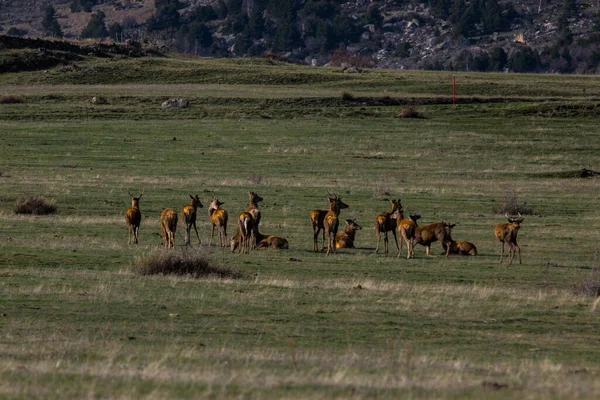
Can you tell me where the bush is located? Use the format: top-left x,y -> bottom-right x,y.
14,195 -> 57,215
340,91 -> 355,101
492,189 -> 534,215
134,251 -> 242,278
0,95 -> 24,104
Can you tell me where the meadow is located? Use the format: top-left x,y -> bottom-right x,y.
1,55 -> 600,399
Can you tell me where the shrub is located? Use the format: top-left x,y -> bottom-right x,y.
134,252 -> 242,278
397,107 -> 425,119
0,95 -> 24,104
341,91 -> 355,101
14,195 -> 57,215
492,188 -> 534,215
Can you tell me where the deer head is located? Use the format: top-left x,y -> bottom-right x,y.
190,194 -> 203,209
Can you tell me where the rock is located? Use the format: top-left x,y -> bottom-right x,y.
161,98 -> 189,109
91,96 -> 108,105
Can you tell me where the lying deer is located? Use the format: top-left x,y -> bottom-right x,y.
335,218 -> 362,249
494,213 -> 523,264
374,198 -> 401,254
180,195 -> 203,246
442,224 -> 478,256
125,190 -> 143,244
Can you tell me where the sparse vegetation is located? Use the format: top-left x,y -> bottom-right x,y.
0,95 -> 24,104
397,106 -> 426,119
134,251 -> 241,278
492,188 -> 534,215
14,195 -> 57,215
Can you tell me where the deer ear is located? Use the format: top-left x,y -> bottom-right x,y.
345,219 -> 352,224
190,195 -> 195,200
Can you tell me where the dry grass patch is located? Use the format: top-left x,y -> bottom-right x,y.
134,251 -> 242,279
0,95 -> 24,104
14,195 -> 57,215
396,106 -> 426,119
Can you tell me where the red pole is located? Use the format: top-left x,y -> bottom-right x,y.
452,75 -> 456,105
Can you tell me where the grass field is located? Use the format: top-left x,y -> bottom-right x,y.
1,54 -> 600,399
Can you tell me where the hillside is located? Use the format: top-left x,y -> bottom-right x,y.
1,0 -> 600,73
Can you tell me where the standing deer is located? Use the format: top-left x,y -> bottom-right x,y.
374,198 -> 401,254
396,212 -> 421,259
180,195 -> 203,246
160,208 -> 178,249
335,218 -> 362,249
324,194 -> 349,255
236,211 -> 254,254
413,221 -> 453,257
442,224 -> 478,256
125,190 -> 143,244
494,213 -> 524,264
246,191 -> 263,249
208,197 -> 228,247
310,208 -> 328,252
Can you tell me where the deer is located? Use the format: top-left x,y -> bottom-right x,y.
395,211 -> 421,259
335,218 -> 362,249
442,224 -> 478,256
413,221 -> 453,257
208,197 -> 228,247
374,198 -> 401,254
324,193 -> 349,255
160,208 -> 178,249
310,208 -> 328,252
125,190 -> 143,244
235,211 -> 254,254
494,213 -> 524,264
257,235 -> 289,249
180,195 -> 203,246
246,191 -> 263,249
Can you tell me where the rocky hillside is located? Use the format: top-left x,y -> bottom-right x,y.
1,0 -> 600,73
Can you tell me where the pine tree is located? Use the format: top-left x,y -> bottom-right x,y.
42,5 -> 63,37
81,10 -> 109,38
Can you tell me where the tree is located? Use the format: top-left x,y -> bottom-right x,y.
80,10 -> 108,38
41,5 -> 63,37
109,22 -> 123,41
489,47 -> 507,71
364,5 -> 383,28
508,47 -> 541,72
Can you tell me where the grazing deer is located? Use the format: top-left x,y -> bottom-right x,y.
324,194 -> 349,255
125,190 -> 143,244
374,198 -> 401,254
396,212 -> 421,259
335,218 -> 362,249
208,197 -> 228,247
180,195 -> 203,246
257,235 -> 289,249
246,191 -> 263,249
494,213 -> 524,264
310,208 -> 328,252
413,221 -> 453,257
160,208 -> 178,249
236,211 -> 254,254
442,224 -> 478,256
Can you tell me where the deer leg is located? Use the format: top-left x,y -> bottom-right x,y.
383,232 -> 389,254
209,224 -> 215,247
499,242 -> 505,264
134,226 -> 139,244
444,240 -> 451,257
222,225 -> 228,247
397,234 -> 403,258
313,226 -> 319,252
192,222 -> 201,245
516,244 -> 522,264
375,228 -> 381,253
426,245 -> 431,257
408,239 -> 414,259
392,230 -> 399,253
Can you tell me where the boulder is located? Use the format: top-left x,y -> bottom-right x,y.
161,98 -> 190,109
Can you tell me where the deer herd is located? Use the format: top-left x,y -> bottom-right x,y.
125,191 -> 525,264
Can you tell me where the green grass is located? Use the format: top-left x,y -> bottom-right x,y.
1,55 -> 600,399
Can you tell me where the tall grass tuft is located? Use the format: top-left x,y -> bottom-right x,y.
134,251 -> 242,279
14,195 -> 57,215
341,91 -> 356,101
397,106 -> 425,119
